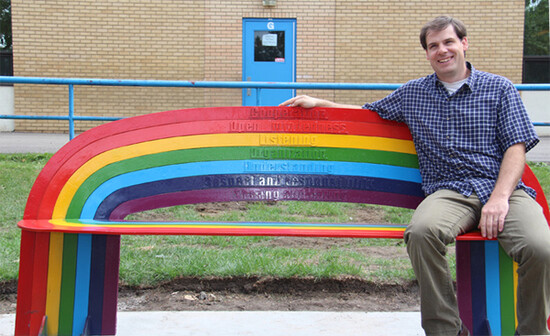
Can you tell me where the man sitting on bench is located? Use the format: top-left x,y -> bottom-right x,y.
281,16 -> 550,336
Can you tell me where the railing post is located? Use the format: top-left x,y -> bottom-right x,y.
69,84 -> 75,139
256,88 -> 261,106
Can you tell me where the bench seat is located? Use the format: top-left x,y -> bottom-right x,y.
19,219 -> 490,240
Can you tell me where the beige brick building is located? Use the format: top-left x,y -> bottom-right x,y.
10,0 -> 525,133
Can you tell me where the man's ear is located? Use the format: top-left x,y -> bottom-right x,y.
462,37 -> 469,52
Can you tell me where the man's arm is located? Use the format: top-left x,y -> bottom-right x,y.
479,142 -> 526,239
279,95 -> 362,109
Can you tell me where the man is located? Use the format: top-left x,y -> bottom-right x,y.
280,16 -> 550,336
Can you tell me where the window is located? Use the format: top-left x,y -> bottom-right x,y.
0,0 -> 12,77
523,0 -> 549,83
0,51 -> 12,76
254,31 -> 285,62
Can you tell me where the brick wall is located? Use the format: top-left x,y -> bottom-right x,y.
11,0 -> 525,133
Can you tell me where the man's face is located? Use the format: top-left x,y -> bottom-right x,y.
425,25 -> 469,82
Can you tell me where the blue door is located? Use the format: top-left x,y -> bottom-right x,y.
243,18 -> 296,106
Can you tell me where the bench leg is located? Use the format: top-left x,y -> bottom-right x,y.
15,230 -> 50,336
15,232 -> 120,336
88,234 -> 120,335
76,234 -> 120,335
456,240 -> 518,336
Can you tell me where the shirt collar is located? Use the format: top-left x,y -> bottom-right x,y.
463,62 -> 476,91
431,62 -> 476,93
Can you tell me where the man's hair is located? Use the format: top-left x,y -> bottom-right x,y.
420,16 -> 467,50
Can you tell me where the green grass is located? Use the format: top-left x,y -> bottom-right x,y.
120,238 -> 368,285
0,154 -> 53,280
1,154 -> 548,287
118,233 -> 415,286
530,161 -> 550,196
120,202 -> 415,286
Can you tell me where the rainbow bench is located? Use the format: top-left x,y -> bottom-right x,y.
15,106 -> 550,336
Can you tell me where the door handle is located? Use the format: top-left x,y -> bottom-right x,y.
247,77 -> 251,96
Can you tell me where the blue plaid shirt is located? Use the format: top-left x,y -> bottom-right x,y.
363,63 -> 539,204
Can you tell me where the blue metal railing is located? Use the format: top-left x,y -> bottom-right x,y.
1,76 -> 549,139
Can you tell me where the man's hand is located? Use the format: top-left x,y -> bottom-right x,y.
279,95 -> 362,109
478,142 -> 526,239
279,95 -> 322,108
479,197 -> 509,239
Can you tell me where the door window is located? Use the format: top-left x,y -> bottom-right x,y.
254,31 -> 285,62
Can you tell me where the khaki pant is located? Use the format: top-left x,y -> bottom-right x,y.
404,189 -> 550,336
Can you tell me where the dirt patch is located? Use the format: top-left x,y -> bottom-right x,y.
0,280 -> 17,314
117,276 -> 419,313
0,274 -> 420,315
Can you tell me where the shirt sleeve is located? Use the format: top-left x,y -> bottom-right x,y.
496,80 -> 539,153
362,86 -> 406,123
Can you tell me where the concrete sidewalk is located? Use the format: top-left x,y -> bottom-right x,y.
1,132 -> 549,162
0,132 -> 70,153
0,311 -> 423,336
